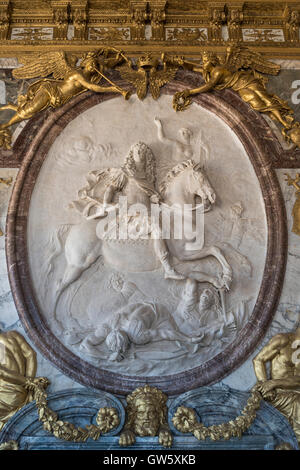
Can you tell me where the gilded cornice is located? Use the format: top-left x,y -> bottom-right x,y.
0,1 -> 299,58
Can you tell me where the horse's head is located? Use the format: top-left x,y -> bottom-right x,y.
159,160 -> 216,209
190,163 -> 216,210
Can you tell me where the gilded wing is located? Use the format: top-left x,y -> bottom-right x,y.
117,63 -> 147,100
13,52 -> 73,80
225,45 -> 280,76
149,66 -> 178,100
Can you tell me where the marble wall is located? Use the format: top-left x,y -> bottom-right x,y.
0,61 -> 300,447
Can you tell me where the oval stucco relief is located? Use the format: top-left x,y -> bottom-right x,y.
7,78 -> 286,394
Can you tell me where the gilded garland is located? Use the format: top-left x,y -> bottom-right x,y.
25,377 -> 120,442
172,388 -> 263,441
0,45 -> 300,151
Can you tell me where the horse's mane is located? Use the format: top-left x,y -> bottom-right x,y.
159,159 -> 196,196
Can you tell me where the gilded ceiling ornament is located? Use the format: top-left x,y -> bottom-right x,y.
130,1 -> 148,41
285,173 -> 300,236
253,327 -> 300,444
24,377 -> 120,441
149,1 -> 167,41
166,27 -> 207,42
118,53 -> 178,100
172,390 -> 263,440
227,8 -> 243,41
0,331 -> 38,430
0,3 -> 10,41
172,45 -> 300,149
119,385 -> 173,448
284,8 -> 300,43
0,49 -> 130,149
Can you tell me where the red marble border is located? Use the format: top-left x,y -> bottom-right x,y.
6,73 -> 287,395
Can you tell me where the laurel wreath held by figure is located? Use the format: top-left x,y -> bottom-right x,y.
25,377 -> 120,442
172,389 -> 263,441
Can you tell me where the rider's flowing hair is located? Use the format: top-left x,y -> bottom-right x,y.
123,142 -> 156,184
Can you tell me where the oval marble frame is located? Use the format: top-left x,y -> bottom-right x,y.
7,73 -> 287,395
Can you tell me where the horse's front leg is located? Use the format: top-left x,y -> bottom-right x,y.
173,244 -> 232,290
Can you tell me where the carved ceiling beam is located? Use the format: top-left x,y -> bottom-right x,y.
1,43 -> 300,60
0,1 -> 297,53
51,1 -> 69,40
283,5 -> 300,43
208,3 -> 226,43
70,0 -> 88,40
226,2 -> 244,41
130,0 -> 148,41
149,0 -> 166,41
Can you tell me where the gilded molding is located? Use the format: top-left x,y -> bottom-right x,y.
130,0 -> 148,41
0,1 -> 298,55
71,0 -> 88,40
51,1 -> 69,40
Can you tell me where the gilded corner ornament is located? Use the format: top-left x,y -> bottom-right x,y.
119,385 -> 173,448
172,45 -> 300,149
0,48 -> 131,149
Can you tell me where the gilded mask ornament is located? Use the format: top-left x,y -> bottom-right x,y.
119,385 -> 173,448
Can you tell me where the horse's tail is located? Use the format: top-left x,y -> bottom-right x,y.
43,224 -> 72,280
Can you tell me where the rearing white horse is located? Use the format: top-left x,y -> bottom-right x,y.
47,159 -> 232,313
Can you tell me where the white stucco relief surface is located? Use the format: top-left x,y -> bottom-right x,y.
27,94 -> 267,377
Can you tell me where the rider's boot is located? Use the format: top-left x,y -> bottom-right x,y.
160,252 -> 185,280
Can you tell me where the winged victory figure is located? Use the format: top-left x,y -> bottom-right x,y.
172,45 -> 300,148
0,49 -> 130,147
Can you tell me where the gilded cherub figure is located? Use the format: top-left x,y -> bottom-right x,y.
119,385 -> 173,448
0,49 -> 130,148
172,45 -> 300,149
